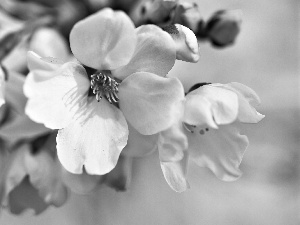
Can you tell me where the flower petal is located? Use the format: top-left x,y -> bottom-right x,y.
29,28 -> 70,60
70,8 -> 137,70
7,177 -> 49,215
188,122 -> 249,181
24,149 -> 68,207
56,98 -> 128,175
184,94 -> 218,128
24,61 -> 90,129
186,85 -> 239,126
163,24 -> 199,63
158,108 -> 188,162
220,82 -> 265,123
112,25 -> 176,80
5,70 -> 26,114
27,51 -> 64,72
121,123 -> 158,158
0,113 -> 49,144
119,72 -> 185,135
160,151 -> 190,193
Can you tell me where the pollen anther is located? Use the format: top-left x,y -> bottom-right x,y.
90,72 -> 119,104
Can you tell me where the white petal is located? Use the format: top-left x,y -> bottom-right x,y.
221,82 -> 265,123
70,8 -> 137,70
188,122 -> 249,181
119,72 -> 185,135
56,98 -> 128,175
160,152 -> 190,192
24,61 -> 90,129
186,85 -> 239,126
164,24 -> 199,63
158,112 -> 188,162
112,25 -> 176,80
29,28 -> 70,60
27,51 -> 64,72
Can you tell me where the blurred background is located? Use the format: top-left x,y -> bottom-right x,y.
0,0 -> 299,224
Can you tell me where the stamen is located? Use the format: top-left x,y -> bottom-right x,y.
183,123 -> 194,133
90,72 -> 119,104
183,123 -> 210,135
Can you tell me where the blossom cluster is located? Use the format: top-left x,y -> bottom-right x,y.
0,0 -> 263,215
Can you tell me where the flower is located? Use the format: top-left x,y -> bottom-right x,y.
24,8 -> 185,176
205,10 -> 243,47
0,142 -> 68,214
158,82 -> 264,192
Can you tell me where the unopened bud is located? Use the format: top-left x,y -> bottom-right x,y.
206,10 -> 242,47
131,0 -> 177,26
163,24 -> 199,63
173,2 -> 202,32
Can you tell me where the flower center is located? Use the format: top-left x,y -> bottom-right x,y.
90,72 -> 119,104
183,123 -> 209,135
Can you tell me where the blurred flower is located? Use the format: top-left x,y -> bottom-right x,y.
0,142 -> 68,214
158,82 -> 264,192
130,1 -> 242,49
0,69 -> 49,145
131,0 -> 178,26
0,13 -> 57,72
205,10 -> 242,47
0,0 -> 54,20
29,27 -> 69,60
172,1 -> 202,32
24,8 -> 184,176
131,0 -> 204,37
0,0 -> 87,37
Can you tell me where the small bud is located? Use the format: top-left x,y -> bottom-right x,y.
173,2 -> 202,33
206,9 -> 242,47
163,24 -> 199,63
0,0 -> 54,20
131,0 -> 177,26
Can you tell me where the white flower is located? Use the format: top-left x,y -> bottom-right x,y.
24,8 -> 185,175
158,82 -> 264,192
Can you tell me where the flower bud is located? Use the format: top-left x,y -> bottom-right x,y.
173,2 -> 202,32
131,0 -> 177,26
206,9 -> 242,47
163,24 -> 199,63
